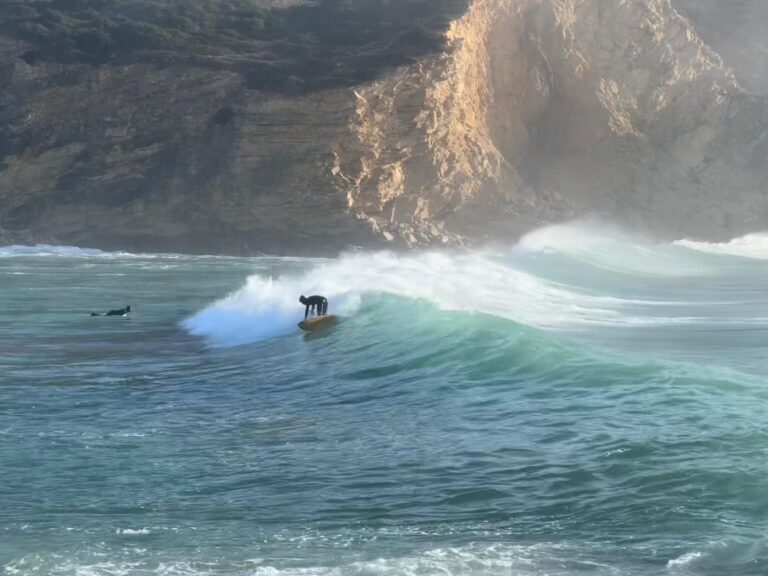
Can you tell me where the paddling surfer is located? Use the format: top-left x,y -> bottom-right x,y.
90,305 -> 131,317
299,295 -> 328,318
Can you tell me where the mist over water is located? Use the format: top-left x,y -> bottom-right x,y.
2,224 -> 768,575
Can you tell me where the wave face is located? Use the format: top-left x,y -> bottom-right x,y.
3,224 -> 768,576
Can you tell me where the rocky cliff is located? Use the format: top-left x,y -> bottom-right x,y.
1,0 -> 767,253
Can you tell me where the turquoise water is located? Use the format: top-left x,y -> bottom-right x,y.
2,224 -> 768,575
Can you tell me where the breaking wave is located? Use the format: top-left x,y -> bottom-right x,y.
183,223 -> 768,348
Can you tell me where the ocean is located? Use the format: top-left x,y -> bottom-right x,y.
1,223 -> 767,575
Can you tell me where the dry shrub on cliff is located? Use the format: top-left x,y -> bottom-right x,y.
0,0 -> 466,67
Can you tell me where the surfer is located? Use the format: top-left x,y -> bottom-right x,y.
90,305 -> 131,317
299,295 -> 328,318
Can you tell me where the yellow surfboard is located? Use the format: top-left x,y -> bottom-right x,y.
298,315 -> 338,332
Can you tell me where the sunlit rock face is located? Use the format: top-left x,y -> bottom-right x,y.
338,0 -> 768,245
1,0 -> 767,253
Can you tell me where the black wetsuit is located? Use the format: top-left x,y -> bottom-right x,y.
302,296 -> 328,318
91,306 -> 131,317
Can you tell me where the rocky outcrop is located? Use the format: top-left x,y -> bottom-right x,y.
1,0 -> 767,253
332,0 -> 544,246
332,0 -> 768,244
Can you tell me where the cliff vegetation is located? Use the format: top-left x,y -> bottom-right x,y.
0,0 -> 466,90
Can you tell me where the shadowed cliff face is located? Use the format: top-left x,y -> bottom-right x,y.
1,0 -> 767,253
0,38 -> 372,254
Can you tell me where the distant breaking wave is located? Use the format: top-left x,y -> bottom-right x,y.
674,233 -> 768,260
0,244 -> 216,259
0,244 -> 107,257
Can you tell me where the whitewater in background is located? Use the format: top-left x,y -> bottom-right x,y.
2,223 -> 768,575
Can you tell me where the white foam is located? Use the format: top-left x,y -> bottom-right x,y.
116,528 -> 151,535
666,551 -> 702,568
251,546 -> 529,575
675,233 -> 768,260
667,552 -> 703,571
245,544 -> 617,576
4,543 -> 615,576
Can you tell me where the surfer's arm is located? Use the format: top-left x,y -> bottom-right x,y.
305,305 -> 309,319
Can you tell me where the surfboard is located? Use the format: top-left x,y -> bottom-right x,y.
298,315 -> 337,332
90,312 -> 129,317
